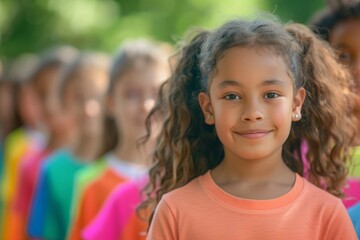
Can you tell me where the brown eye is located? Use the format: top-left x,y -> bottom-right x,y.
338,51 -> 352,64
264,92 -> 279,99
224,93 -> 240,101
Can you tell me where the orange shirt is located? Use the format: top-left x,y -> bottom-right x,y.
67,168 -> 126,240
148,172 -> 357,240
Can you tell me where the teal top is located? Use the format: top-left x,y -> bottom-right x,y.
28,148 -> 89,240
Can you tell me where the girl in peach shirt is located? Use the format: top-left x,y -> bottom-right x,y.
142,16 -> 357,239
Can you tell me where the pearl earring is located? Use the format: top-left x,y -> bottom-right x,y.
207,115 -> 211,120
295,113 -> 300,119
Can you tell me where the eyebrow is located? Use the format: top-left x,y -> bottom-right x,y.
262,79 -> 287,87
334,43 -> 350,49
217,79 -> 286,88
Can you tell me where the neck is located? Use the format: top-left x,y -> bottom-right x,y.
46,131 -> 70,151
211,148 -> 295,200
113,138 -> 152,166
212,148 -> 294,184
71,133 -> 101,163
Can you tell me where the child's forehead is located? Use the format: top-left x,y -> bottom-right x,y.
211,47 -> 293,86
116,65 -> 167,87
331,18 -> 360,35
217,47 -> 289,72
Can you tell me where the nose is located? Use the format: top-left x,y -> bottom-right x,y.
241,99 -> 264,122
143,98 -> 155,113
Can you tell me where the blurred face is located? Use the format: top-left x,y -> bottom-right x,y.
109,64 -> 167,144
199,47 -> 305,162
35,66 -> 64,134
330,18 -> 360,107
19,67 -> 61,131
61,68 -> 109,141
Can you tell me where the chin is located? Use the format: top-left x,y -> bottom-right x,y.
233,149 -> 274,161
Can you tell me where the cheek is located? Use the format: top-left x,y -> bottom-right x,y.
270,103 -> 293,132
213,102 -> 239,124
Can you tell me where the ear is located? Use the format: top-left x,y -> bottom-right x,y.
198,92 -> 215,125
292,87 -> 306,122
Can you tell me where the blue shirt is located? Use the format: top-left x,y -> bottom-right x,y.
349,202 -> 360,238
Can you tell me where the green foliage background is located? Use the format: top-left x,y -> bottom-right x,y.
0,0 -> 325,62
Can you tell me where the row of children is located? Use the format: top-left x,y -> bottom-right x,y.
0,0 -> 360,239
0,39 -> 171,240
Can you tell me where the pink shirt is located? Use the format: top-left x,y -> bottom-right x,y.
82,177 -> 148,240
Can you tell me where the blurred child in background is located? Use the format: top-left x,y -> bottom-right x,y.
0,53 -> 46,229
0,54 -> 39,173
27,52 -> 110,240
310,0 -> 360,209
67,40 -> 171,240
2,46 -> 78,240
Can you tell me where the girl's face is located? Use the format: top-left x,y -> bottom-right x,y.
109,64 -> 167,144
63,68 -> 109,139
37,67 -> 64,134
199,47 -> 305,162
330,18 -> 360,105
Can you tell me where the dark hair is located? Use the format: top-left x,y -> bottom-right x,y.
108,40 -> 171,94
29,46 -> 78,88
0,54 -> 39,133
58,52 -> 109,100
140,18 -> 356,225
105,40 -> 171,151
310,1 -> 360,41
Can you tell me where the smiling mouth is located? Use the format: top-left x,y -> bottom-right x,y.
234,130 -> 272,139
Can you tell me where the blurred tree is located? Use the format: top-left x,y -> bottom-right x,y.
0,0 -> 325,62
265,0 -> 325,23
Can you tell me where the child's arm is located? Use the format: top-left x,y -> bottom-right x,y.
146,198 -> 178,240
27,163 -> 49,237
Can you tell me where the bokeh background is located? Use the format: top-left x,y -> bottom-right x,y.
0,0 -> 325,64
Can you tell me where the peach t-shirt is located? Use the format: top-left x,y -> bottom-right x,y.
147,172 -> 357,240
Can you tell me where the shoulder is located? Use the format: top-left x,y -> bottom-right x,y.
302,178 -> 357,236
110,178 -> 145,203
44,149 -> 70,168
301,178 -> 341,208
161,174 -> 205,210
76,159 -> 107,184
5,128 -> 25,144
349,202 -> 360,222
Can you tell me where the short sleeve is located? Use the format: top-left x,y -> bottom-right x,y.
27,163 -> 49,237
81,188 -> 120,240
349,203 -> 360,238
146,198 -> 178,240
325,200 -> 357,240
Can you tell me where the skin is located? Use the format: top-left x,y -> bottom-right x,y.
199,47 -> 305,200
36,66 -> 69,150
0,82 -> 15,139
329,18 -> 360,144
108,64 -> 168,165
63,68 -> 109,162
18,67 -> 59,133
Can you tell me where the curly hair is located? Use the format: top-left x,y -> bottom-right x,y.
139,18 -> 357,225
